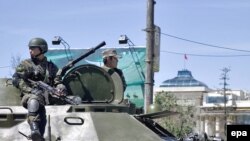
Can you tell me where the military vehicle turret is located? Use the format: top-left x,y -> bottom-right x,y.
0,42 -> 177,141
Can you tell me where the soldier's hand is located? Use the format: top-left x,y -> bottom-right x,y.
55,84 -> 67,96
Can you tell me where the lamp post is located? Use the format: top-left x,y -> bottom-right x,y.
118,35 -> 145,81
52,36 -> 73,61
118,35 -> 145,100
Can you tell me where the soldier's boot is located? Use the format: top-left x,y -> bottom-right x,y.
30,122 -> 43,141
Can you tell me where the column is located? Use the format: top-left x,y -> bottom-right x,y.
215,116 -> 220,137
200,116 -> 204,134
205,116 -> 209,135
227,115 -> 235,125
210,116 -> 215,136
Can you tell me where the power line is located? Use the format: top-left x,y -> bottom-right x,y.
160,32 -> 250,53
162,50 -> 250,57
0,66 -> 11,68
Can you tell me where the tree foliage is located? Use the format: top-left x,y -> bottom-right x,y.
9,54 -> 22,76
11,54 -> 21,69
154,91 -> 195,138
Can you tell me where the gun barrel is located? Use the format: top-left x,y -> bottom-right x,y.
63,97 -> 78,105
61,41 -> 106,76
71,41 -> 106,65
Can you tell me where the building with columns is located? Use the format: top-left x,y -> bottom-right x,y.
155,69 -> 250,140
200,90 -> 250,139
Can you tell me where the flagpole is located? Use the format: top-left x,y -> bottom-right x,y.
184,54 -> 187,69
184,59 -> 186,69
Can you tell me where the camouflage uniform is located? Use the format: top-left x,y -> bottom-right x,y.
13,57 -> 61,137
12,38 -> 63,140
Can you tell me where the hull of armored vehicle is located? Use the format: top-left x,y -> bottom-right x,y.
0,78 -> 21,106
0,64 -> 177,141
0,105 -> 165,141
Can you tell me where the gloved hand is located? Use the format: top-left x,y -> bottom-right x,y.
55,84 -> 67,96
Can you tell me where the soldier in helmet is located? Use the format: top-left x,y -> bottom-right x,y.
12,37 -> 66,141
102,49 -> 127,91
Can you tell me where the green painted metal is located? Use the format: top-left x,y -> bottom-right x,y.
0,106 -> 163,141
0,61 -> 175,141
63,64 -> 116,103
0,78 -> 21,106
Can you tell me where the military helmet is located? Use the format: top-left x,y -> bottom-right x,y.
28,38 -> 48,54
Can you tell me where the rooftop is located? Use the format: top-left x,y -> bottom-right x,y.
160,69 -> 208,88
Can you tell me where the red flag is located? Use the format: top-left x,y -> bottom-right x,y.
184,54 -> 188,60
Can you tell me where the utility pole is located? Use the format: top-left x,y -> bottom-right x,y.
220,67 -> 230,140
144,0 -> 155,113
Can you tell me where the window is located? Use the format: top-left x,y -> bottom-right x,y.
206,96 -> 228,104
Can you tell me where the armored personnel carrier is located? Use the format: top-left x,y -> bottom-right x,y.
0,42 -> 177,141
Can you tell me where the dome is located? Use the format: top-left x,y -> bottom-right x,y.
160,69 -> 208,87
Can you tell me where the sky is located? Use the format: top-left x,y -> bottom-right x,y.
1,0 -> 250,92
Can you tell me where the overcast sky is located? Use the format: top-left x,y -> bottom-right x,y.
1,0 -> 250,91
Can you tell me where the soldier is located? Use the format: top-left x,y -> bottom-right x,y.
12,37 -> 66,141
102,49 -> 127,91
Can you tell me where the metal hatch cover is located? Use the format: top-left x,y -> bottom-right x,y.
63,64 -> 120,103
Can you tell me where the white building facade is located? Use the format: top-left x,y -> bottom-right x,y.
154,69 -> 250,140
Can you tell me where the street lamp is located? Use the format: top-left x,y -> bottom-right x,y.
118,35 -> 128,44
118,35 -> 135,46
118,35 -> 145,80
52,36 -> 73,61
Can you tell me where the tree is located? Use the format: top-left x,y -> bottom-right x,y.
154,91 -> 195,138
9,54 -> 22,76
11,54 -> 21,69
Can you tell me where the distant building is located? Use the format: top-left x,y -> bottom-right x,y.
154,69 -> 250,140
156,69 -> 211,106
201,90 -> 250,139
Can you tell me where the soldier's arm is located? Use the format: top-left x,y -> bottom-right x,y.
48,62 -> 68,96
48,61 -> 62,86
120,71 -> 127,91
12,61 -> 33,93
55,69 -> 68,95
114,68 -> 127,91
